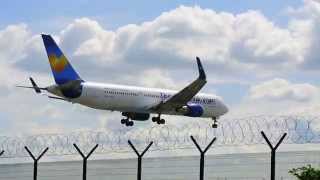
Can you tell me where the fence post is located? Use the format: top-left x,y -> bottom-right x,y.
73,144 -> 99,180
24,146 -> 49,180
128,140 -> 153,180
190,136 -> 216,180
261,131 -> 287,180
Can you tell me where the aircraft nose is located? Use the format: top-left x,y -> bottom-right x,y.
222,103 -> 229,114
220,101 -> 229,115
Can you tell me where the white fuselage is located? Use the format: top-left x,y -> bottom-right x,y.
49,82 -> 228,120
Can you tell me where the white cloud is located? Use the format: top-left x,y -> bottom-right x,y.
63,18 -> 117,63
1,1 -> 320,136
0,24 -> 30,64
50,4 -> 319,79
5,3 -> 320,78
226,78 -> 320,117
286,0 -> 320,69
232,11 -> 304,67
137,69 -> 177,89
1,2 -> 319,78
32,6 -> 306,75
249,78 -> 319,102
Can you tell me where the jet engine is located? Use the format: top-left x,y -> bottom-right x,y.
176,104 -> 204,117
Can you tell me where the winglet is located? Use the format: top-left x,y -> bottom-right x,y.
196,57 -> 206,80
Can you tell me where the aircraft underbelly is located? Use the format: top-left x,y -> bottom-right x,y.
77,95 -> 217,118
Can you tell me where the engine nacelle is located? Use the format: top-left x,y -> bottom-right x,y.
122,112 -> 150,121
177,104 -> 204,117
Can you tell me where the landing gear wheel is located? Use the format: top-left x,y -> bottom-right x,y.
211,117 -> 218,128
152,117 -> 157,122
126,120 -> 134,127
153,114 -> 165,125
121,119 -> 127,124
212,123 -> 218,128
155,118 -> 165,125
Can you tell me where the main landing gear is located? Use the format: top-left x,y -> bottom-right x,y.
152,114 -> 165,125
121,118 -> 134,127
212,117 -> 218,128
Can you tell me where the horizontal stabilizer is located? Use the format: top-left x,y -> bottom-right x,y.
48,96 -> 70,102
30,77 -> 41,93
16,77 -> 47,94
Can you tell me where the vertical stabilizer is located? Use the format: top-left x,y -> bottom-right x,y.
41,34 -> 82,85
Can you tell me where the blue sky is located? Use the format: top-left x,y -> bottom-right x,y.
1,0 -> 320,136
1,0 -> 302,30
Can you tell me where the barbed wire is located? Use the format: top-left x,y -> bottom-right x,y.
0,115 -> 319,158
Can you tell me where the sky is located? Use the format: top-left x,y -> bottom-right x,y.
1,0 -> 320,136
0,0 -> 302,30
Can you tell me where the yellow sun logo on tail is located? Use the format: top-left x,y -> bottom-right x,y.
48,54 -> 68,72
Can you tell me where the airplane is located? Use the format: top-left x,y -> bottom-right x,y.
17,34 -> 228,128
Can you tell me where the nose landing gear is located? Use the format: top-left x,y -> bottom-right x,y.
152,114 -> 165,125
212,117 -> 218,128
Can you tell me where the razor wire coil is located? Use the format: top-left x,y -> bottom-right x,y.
0,115 -> 319,158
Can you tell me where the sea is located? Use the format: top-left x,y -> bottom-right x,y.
0,151 -> 319,180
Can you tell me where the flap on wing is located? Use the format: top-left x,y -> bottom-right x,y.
150,57 -> 207,112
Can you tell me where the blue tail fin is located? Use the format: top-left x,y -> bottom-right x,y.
41,34 -> 82,85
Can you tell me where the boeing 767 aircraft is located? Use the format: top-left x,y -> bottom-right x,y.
18,34 -> 228,128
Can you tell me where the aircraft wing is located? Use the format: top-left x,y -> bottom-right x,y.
150,57 -> 207,112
